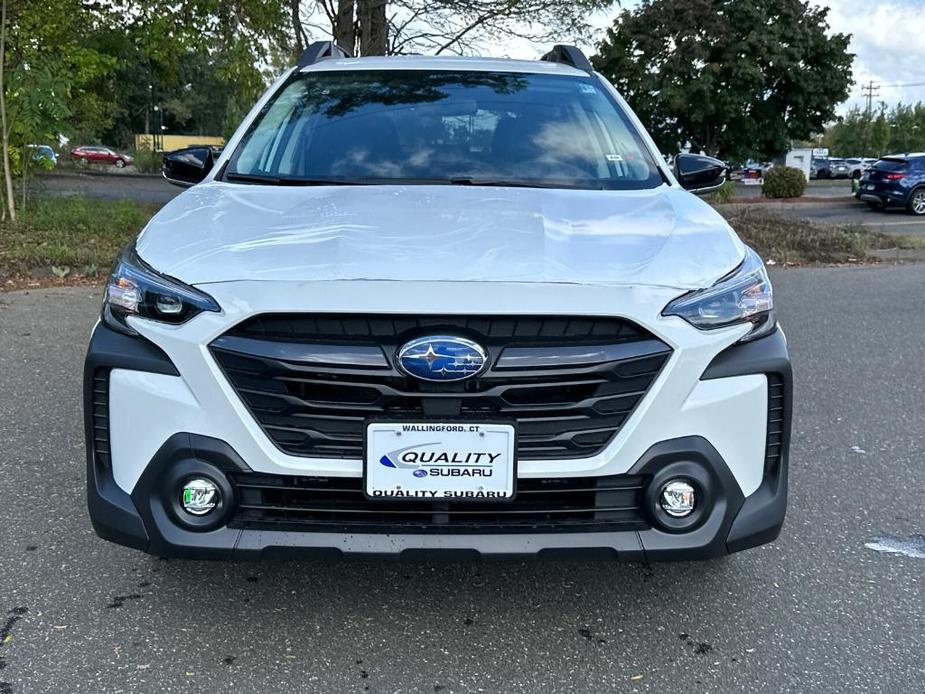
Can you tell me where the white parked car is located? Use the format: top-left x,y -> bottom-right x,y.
86,43 -> 791,561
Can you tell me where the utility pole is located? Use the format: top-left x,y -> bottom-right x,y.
862,81 -> 881,115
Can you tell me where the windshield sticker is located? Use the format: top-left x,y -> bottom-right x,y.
606,154 -> 624,162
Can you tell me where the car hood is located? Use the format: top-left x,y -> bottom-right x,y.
137,182 -> 744,290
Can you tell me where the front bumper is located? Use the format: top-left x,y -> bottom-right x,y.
85,308 -> 792,561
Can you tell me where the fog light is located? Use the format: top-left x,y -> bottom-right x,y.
180,478 -> 219,515
154,294 -> 184,316
660,480 -> 695,518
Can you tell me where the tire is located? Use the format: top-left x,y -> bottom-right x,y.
908,188 -> 925,216
115,158 -> 125,168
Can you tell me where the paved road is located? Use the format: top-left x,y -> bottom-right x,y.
32,172 -> 180,206
1,269 -> 924,693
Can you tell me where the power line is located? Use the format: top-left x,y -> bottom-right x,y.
862,80 -> 880,114
872,81 -> 925,89
850,81 -> 925,96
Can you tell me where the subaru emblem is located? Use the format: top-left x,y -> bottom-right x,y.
396,335 -> 488,382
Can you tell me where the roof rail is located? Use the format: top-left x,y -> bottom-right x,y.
540,44 -> 593,73
297,41 -> 352,68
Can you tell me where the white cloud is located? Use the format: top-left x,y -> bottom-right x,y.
815,0 -> 925,110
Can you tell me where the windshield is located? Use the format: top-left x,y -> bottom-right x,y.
224,70 -> 665,190
874,159 -> 908,172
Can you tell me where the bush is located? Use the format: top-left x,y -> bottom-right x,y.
762,166 -> 806,199
707,180 -> 736,205
130,147 -> 162,174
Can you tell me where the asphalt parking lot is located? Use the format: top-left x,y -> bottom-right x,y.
0,265 -> 923,693
746,200 -> 925,235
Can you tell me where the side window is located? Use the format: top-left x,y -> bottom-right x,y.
235,83 -> 307,175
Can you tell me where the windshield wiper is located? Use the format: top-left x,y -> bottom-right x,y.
447,177 -> 605,190
224,172 -> 602,190
224,172 -> 365,186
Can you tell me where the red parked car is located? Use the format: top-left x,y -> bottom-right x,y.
70,145 -> 134,168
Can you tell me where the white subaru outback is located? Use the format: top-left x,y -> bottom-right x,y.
85,43 -> 791,561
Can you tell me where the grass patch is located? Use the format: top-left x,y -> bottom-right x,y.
718,206 -> 925,264
0,196 -> 158,281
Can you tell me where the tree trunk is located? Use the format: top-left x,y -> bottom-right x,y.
0,0 -> 14,223
357,0 -> 387,56
335,0 -> 356,55
20,148 -> 26,209
291,0 -> 306,59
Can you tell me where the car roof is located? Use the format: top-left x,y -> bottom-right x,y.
880,153 -> 925,161
297,55 -> 589,77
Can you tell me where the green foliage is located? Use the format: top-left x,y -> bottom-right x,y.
129,147 -> 162,174
0,196 -> 158,278
592,0 -> 854,161
707,180 -> 736,205
8,1 -> 287,150
825,103 -> 925,157
7,57 -> 73,147
762,166 -> 807,198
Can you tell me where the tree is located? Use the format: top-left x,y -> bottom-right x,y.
824,103 -> 925,158
0,0 -> 13,221
592,0 -> 853,161
1,0 -> 117,220
289,0 -> 615,58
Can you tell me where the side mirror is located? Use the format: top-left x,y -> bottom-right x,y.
162,146 -> 215,188
674,153 -> 727,195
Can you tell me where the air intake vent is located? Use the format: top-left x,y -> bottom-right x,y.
765,374 -> 785,473
91,370 -> 111,469
229,472 -> 649,534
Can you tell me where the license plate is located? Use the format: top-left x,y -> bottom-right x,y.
365,422 -> 515,501
865,184 -> 875,190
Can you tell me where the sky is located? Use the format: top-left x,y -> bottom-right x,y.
510,0 -> 925,112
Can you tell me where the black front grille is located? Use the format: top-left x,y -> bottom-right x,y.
211,314 -> 671,461
91,370 -> 111,469
229,472 -> 649,533
227,314 -> 652,345
765,374 -> 785,473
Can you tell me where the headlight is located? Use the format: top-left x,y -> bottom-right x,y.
663,246 -> 775,342
103,244 -> 220,335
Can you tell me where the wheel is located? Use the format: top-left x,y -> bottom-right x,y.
908,188 -> 925,216
115,158 -> 125,168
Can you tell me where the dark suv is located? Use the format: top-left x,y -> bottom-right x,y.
858,154 -> 925,215
810,157 -> 830,179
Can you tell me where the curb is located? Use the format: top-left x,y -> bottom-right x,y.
722,197 -> 858,207
39,169 -> 162,181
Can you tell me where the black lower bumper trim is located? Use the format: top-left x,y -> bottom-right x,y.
87,432 -> 787,561
84,322 -> 179,553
